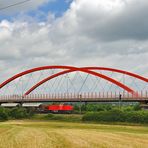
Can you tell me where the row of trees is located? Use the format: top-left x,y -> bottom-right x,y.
73,103 -> 141,113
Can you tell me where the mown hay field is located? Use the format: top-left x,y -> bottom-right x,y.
0,120 -> 148,148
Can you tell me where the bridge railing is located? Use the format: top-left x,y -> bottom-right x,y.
0,91 -> 147,102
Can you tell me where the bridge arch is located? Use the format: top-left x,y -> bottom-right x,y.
24,68 -> 135,95
0,65 -> 147,96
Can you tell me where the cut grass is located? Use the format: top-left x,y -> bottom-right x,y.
0,120 -> 148,148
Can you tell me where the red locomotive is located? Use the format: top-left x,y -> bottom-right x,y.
39,104 -> 73,113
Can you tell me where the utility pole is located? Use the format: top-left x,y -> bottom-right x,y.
119,93 -> 122,109
79,94 -> 82,114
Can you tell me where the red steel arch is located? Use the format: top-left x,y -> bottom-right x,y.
0,65 -> 147,96
0,66 -> 135,95
25,67 -> 148,95
83,67 -> 148,82
24,68 -> 135,95
0,66 -> 147,89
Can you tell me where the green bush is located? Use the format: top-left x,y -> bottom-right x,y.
26,107 -> 35,117
73,103 -> 142,113
73,103 -> 113,113
85,104 -> 112,112
125,111 -> 148,123
82,110 -> 148,124
133,104 -> 141,111
0,107 -> 9,121
121,106 -> 134,112
7,107 -> 34,119
82,109 -> 125,122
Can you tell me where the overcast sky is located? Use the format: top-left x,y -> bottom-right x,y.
0,0 -> 148,83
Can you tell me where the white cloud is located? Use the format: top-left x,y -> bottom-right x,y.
0,0 -> 147,92
0,0 -> 51,14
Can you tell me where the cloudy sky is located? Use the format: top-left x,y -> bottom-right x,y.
0,0 -> 148,82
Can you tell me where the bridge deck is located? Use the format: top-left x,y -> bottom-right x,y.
0,92 -> 147,103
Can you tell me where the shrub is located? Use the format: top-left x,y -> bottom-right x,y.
133,104 -> 141,111
125,111 -> 148,123
82,110 -> 148,124
73,104 -> 113,113
82,109 -> 125,122
26,107 -> 35,117
9,107 -> 30,119
0,107 -> 9,121
85,104 -> 112,112
122,106 -> 134,112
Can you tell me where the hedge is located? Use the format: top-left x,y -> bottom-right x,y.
0,107 -> 9,121
0,107 -> 34,121
82,109 -> 148,124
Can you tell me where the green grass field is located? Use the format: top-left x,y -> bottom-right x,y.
0,120 -> 148,148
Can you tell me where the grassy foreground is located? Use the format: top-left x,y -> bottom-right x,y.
0,120 -> 148,148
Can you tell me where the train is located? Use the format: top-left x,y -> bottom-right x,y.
38,104 -> 74,113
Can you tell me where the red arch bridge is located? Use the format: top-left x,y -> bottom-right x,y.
0,66 -> 147,103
